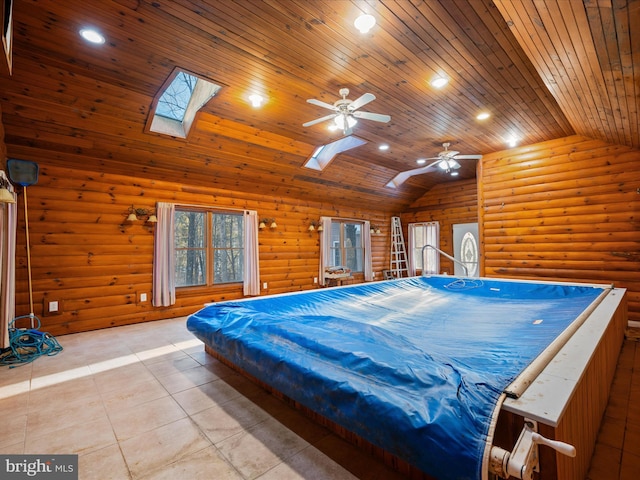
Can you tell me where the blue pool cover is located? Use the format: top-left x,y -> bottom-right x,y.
187,276 -> 607,479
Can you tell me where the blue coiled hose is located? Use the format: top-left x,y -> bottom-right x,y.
0,314 -> 63,367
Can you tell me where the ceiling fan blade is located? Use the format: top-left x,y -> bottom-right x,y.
439,150 -> 460,158
349,93 -> 376,111
452,154 -> 482,160
302,113 -> 337,127
386,162 -> 440,188
352,111 -> 391,123
307,98 -> 338,111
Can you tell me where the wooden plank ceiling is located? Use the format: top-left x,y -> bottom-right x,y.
0,0 -> 636,212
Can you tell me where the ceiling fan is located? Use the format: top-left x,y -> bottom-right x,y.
386,143 -> 482,188
302,88 -> 391,135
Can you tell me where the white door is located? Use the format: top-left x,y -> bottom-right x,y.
453,223 -> 479,277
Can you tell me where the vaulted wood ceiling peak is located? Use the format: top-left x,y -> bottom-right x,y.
0,0 -> 636,212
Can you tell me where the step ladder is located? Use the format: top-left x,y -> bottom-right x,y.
390,216 -> 408,278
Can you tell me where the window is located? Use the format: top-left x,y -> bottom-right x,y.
174,209 -> 244,287
148,69 -> 222,138
329,221 -> 363,272
409,222 -> 440,274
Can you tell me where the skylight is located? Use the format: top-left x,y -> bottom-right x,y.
148,69 -> 222,138
304,136 -> 368,170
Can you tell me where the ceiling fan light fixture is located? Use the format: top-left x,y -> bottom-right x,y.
335,114 -> 357,130
438,159 -> 450,170
354,14 -> 376,33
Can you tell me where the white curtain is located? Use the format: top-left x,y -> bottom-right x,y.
243,210 -> 260,296
318,216 -> 332,286
152,202 -> 176,307
0,172 -> 17,348
363,220 -> 373,281
408,222 -> 440,276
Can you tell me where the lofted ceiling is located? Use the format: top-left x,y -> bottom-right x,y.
0,0 -> 637,212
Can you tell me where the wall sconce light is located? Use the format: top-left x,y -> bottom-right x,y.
259,218 -> 277,230
126,205 -> 158,224
308,220 -> 323,232
370,225 -> 382,235
0,175 -> 15,204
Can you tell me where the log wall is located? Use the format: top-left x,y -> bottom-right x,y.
13,163 -> 393,336
400,178 -> 478,274
479,135 -> 640,322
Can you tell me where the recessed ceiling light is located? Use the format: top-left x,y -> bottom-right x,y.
416,158 -> 427,165
507,136 -> 518,148
354,14 -> 376,34
476,112 -> 490,121
379,144 -> 389,151
430,76 -> 448,88
248,94 -> 264,108
451,171 -> 459,176
79,28 -> 105,44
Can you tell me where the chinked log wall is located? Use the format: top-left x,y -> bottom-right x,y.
479,135 -> 640,323
11,164 -> 392,336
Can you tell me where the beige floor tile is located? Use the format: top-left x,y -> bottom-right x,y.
217,417 -> 310,479
25,415 -> 116,456
0,362 -> 33,387
134,344 -> 183,364
172,379 -> 243,416
26,392 -> 106,439
100,378 -> 169,414
108,395 -> 187,441
145,354 -> 201,378
0,413 -> 27,450
155,365 -> 221,394
28,374 -> 99,410
256,444 -> 358,480
138,446 -> 242,480
119,417 -> 211,479
190,395 -> 272,445
79,443 -> 131,480
92,361 -> 158,394
0,442 -> 25,454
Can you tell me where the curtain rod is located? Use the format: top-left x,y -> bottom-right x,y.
163,201 -> 249,214
321,215 -> 369,223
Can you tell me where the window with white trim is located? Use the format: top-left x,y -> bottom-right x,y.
410,222 -> 440,274
329,221 -> 364,272
174,208 -> 244,287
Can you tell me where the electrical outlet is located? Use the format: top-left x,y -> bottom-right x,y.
263,282 -> 268,289
136,291 -> 149,304
313,277 -> 318,284
43,298 -> 63,316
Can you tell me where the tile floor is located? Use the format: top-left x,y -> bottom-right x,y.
0,317 -> 638,479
